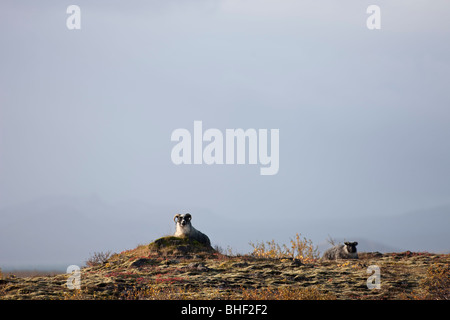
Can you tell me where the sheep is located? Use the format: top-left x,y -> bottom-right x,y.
322,241 -> 359,260
173,213 -> 211,246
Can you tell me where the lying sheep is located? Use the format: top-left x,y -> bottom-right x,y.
173,213 -> 211,246
322,241 -> 358,260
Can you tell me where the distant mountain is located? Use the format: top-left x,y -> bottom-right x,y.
348,205 -> 449,253
300,204 -> 450,254
0,195 -> 179,269
218,204 -> 450,255
1,196 -> 448,270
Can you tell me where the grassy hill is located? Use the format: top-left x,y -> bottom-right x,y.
0,236 -> 448,300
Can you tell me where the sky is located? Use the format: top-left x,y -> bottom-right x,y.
1,1 -> 449,268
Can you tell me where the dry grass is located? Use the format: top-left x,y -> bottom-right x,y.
241,286 -> 336,300
63,289 -> 90,300
62,286 -> 189,300
2,236 -> 448,301
61,284 -> 336,300
1,269 -> 63,278
249,233 -> 320,263
119,244 -> 151,259
417,263 -> 449,300
118,285 -> 189,300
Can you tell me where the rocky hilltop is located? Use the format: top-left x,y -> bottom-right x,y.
0,237 -> 448,300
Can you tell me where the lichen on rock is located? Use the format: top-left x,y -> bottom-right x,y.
148,236 -> 216,258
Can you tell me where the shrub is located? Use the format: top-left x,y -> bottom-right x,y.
249,233 -> 320,263
249,239 -> 285,259
85,251 -> 113,267
421,263 -> 449,300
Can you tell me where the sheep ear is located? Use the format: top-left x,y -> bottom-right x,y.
354,242 -> 358,246
185,213 -> 192,221
174,214 -> 180,223
344,242 -> 349,245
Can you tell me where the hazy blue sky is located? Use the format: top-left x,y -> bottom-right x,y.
1,1 -> 449,266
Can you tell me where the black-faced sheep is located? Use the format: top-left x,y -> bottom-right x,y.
322,241 -> 358,260
173,213 -> 211,246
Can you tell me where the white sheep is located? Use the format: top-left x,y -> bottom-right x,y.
322,242 -> 359,260
173,213 -> 211,246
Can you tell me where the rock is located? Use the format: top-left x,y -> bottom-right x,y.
232,262 -> 249,268
129,258 -> 156,268
291,259 -> 303,267
358,252 -> 383,259
186,263 -> 210,272
148,236 -> 216,257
